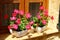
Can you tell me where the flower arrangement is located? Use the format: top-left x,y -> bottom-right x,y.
8,9 -> 32,31
31,6 -> 54,28
8,6 -> 54,35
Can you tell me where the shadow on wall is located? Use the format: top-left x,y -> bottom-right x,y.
57,5 -> 60,31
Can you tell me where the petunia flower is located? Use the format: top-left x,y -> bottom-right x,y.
37,15 -> 42,19
14,9 -> 19,13
26,24 -> 31,30
10,17 -> 16,20
19,10 -> 24,16
29,21 -> 34,25
4,14 -> 8,20
43,10 -> 48,17
42,20 -> 46,25
12,13 -> 17,17
25,13 -> 31,19
12,24 -> 18,30
51,16 -> 54,20
16,18 -> 21,24
39,6 -> 44,10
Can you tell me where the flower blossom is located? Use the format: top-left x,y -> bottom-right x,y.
12,24 -> 18,30
43,10 -> 48,17
12,13 -> 17,17
29,21 -> 34,25
26,24 -> 31,30
39,6 -> 44,10
14,9 -> 19,13
10,17 -> 16,20
25,13 -> 31,19
37,15 -> 42,19
42,20 -> 47,25
19,10 -> 24,16
16,18 -> 21,24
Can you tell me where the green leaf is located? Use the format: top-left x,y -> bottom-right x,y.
18,23 -> 26,30
33,24 -> 37,28
10,21 -> 14,24
39,21 -> 44,27
33,17 -> 38,23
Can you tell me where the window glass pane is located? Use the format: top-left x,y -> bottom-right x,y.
29,2 -> 43,17
1,3 -> 19,26
29,3 -> 40,17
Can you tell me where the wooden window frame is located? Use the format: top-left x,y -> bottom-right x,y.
25,0 -> 49,13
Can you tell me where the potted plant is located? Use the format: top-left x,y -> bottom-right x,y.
31,6 -> 54,32
8,9 -> 31,37
8,6 -> 54,37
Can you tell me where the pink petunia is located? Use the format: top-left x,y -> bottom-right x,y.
16,18 -> 21,24
37,15 -> 42,19
13,24 -> 18,30
29,21 -> 34,25
10,17 -> 16,20
42,20 -> 46,25
12,13 -> 17,17
26,24 -> 31,30
14,9 -> 19,13
39,6 -> 44,10
25,13 -> 31,19
51,16 -> 54,20
43,10 -> 48,17
19,10 -> 24,16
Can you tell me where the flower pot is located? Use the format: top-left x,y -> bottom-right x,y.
9,29 -> 28,37
36,26 -> 46,33
36,27 -> 42,33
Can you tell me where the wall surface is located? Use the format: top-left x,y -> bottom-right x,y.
44,0 -> 59,34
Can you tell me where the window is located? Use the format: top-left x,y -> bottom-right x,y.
1,3 -> 19,26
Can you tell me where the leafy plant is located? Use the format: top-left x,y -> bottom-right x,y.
8,9 -> 31,31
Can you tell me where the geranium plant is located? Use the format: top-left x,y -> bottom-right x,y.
31,6 -> 54,28
8,9 -> 31,31
8,6 -> 54,32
